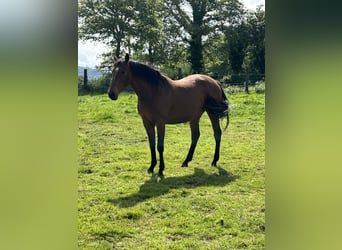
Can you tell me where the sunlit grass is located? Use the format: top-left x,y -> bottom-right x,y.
78,87 -> 265,249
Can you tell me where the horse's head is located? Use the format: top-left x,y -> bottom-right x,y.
108,53 -> 131,100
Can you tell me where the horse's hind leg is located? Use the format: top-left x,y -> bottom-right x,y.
208,113 -> 222,166
182,119 -> 200,167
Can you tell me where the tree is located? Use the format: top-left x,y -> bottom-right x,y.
247,5 -> 265,75
78,0 -> 263,82
79,0 -> 167,69
164,0 -> 244,74
78,0 -> 135,57
133,0 -> 164,65
224,5 -> 265,79
203,33 -> 229,79
224,21 -> 249,75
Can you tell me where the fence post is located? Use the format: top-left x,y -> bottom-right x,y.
245,68 -> 249,93
83,69 -> 88,90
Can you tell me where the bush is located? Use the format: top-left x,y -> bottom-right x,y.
225,85 -> 244,94
78,75 -> 111,95
254,81 -> 265,94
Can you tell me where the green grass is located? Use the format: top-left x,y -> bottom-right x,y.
78,87 -> 265,249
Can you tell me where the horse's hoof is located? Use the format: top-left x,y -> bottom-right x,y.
181,163 -> 188,167
147,168 -> 154,174
157,173 -> 164,179
211,162 -> 217,167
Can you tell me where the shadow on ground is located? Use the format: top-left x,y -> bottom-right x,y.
108,167 -> 239,208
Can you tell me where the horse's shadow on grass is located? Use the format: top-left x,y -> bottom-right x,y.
108,167 -> 239,208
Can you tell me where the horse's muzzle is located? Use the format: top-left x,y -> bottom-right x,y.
108,92 -> 117,100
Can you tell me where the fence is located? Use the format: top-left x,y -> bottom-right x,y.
79,68 -> 264,94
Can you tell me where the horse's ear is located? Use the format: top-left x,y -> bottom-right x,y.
125,53 -> 130,62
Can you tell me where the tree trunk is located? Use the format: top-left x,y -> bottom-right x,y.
189,33 -> 203,74
177,67 -> 182,79
188,1 -> 205,74
148,46 -> 154,65
115,41 -> 121,57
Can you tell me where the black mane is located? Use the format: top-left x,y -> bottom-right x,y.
129,61 -> 168,87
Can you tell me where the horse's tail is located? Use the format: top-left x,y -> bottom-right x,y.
204,82 -> 230,131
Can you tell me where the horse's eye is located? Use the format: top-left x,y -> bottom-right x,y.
121,71 -> 125,74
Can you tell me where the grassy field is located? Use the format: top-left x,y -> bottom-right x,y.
78,86 -> 265,249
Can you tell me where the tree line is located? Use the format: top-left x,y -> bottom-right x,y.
79,0 -> 264,83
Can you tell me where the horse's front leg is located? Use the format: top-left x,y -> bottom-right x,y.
156,123 -> 165,178
143,120 -> 157,174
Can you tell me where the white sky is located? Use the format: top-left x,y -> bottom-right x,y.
78,0 -> 265,68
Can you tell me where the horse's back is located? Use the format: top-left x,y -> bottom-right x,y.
172,74 -> 223,100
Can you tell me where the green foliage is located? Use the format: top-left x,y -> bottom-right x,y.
78,0 -> 135,56
133,0 -> 164,64
225,21 -> 249,74
254,81 -> 265,94
204,34 -> 229,80
223,5 -> 265,77
78,1 -> 264,84
164,0 -> 245,74
78,75 -> 111,95
159,62 -> 192,79
78,90 -> 265,249
245,6 -> 265,75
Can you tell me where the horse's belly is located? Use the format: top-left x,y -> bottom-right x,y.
165,116 -> 190,124
164,104 -> 203,124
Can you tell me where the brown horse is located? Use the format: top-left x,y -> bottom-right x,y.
108,54 -> 230,178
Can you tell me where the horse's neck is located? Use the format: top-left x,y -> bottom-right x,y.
130,77 -> 154,100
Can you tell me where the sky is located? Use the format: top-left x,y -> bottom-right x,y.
78,0 -> 265,68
